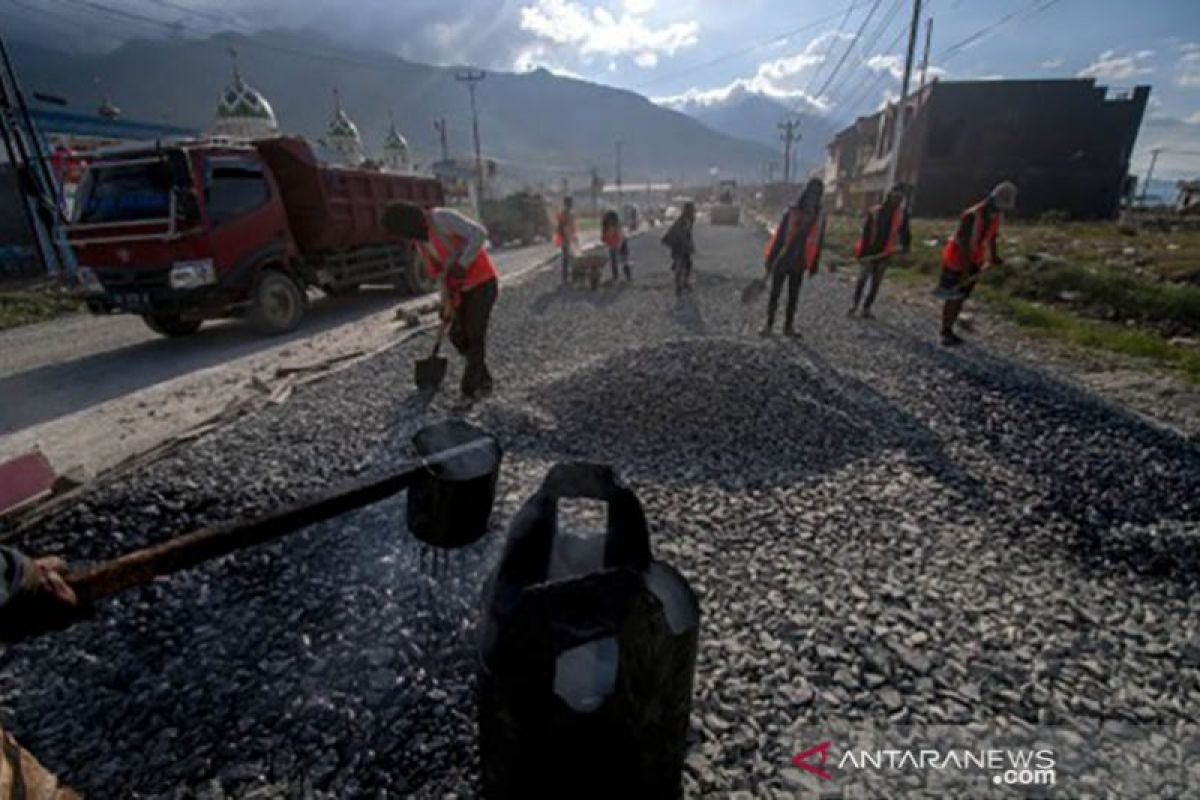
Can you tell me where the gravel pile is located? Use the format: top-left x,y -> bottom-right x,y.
1,224 -> 1198,797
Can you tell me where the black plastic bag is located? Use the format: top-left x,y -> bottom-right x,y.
478,463 -> 700,800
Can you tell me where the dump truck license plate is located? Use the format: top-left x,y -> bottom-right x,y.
115,292 -> 150,311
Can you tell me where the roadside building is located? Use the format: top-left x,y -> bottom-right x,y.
209,62 -> 279,140
824,78 -> 1150,220
1177,180 -> 1200,215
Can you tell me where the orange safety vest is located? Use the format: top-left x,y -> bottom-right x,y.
763,209 -> 823,272
854,202 -> 905,258
942,201 -> 1002,272
421,217 -> 498,299
553,211 -> 577,247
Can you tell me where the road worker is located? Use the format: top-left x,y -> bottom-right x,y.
760,178 -> 825,338
383,202 -> 499,399
661,201 -> 696,295
848,183 -> 911,319
554,197 -> 578,284
938,181 -> 1017,346
0,546 -> 80,798
601,209 -> 630,282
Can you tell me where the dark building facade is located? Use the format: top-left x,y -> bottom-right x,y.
824,78 -> 1150,220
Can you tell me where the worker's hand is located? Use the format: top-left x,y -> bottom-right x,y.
1,552 -> 83,642
28,556 -> 77,608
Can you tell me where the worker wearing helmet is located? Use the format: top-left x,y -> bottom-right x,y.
938,181 -> 1017,346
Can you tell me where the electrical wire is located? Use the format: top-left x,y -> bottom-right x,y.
635,0 -> 878,91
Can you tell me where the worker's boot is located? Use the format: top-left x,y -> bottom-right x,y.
941,329 -> 965,347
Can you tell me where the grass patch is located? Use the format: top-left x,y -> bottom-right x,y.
980,289 -> 1200,384
0,289 -> 82,330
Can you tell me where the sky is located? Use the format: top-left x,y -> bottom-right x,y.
5,0 -> 1200,179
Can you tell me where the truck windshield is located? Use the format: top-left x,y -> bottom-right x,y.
75,151 -> 190,224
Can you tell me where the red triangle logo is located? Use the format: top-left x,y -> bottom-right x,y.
792,740 -> 834,781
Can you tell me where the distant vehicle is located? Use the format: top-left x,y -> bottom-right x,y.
480,191 -> 553,246
623,204 -> 640,231
69,136 -> 443,337
710,179 -> 740,225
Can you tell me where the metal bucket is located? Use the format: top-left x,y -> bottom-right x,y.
406,419 -> 502,548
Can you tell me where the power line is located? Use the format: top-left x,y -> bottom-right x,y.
937,0 -> 1062,64
815,0 -> 906,112
635,0 -> 877,91
799,0 -> 860,99
799,0 -> 884,113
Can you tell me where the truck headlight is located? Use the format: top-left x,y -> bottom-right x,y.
169,259 -> 216,289
77,266 -> 104,295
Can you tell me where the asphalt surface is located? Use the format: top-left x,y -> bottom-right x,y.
0,242 -> 560,435
1,222 -> 1198,798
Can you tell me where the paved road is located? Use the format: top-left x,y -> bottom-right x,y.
3,223 -> 1197,798
0,242 -> 560,436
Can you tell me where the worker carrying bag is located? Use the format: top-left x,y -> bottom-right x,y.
477,462 -> 701,800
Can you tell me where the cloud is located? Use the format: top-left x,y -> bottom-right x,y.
512,43 -> 585,78
653,30 -> 855,111
1187,111 -> 1200,125
1177,50 -> 1200,87
1040,58 -> 1064,69
518,0 -> 698,69
623,0 -> 655,12
1077,49 -> 1154,80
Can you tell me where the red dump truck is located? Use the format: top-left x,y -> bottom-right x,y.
69,136 -> 444,336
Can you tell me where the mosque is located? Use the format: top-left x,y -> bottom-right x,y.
208,58 -> 411,173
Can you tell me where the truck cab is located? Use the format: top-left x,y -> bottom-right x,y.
71,140 -> 302,335
71,136 -> 441,337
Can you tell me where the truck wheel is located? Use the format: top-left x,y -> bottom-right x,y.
251,270 -> 305,334
398,244 -> 438,296
142,314 -> 202,337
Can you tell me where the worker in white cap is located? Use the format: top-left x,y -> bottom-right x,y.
936,181 -> 1017,346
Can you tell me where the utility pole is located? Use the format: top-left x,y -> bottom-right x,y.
615,140 -> 624,207
918,17 -> 933,91
767,161 -> 777,184
455,68 -> 486,209
433,117 -> 449,162
778,120 -> 800,185
589,166 -> 601,213
1140,147 -> 1163,202
884,0 -> 922,191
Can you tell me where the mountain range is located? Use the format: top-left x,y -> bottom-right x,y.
657,87 -> 840,179
9,29 -> 790,188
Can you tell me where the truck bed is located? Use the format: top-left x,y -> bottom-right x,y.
255,137 -> 444,254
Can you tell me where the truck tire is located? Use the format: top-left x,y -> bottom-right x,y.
398,243 -> 438,296
251,270 -> 305,334
142,313 -> 202,337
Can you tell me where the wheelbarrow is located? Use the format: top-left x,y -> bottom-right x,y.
2,421 -> 503,641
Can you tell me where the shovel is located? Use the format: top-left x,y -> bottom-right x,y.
1,421 -> 504,642
415,312 -> 451,393
933,264 -> 1000,300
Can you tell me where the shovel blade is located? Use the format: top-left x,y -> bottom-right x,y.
415,355 -> 448,393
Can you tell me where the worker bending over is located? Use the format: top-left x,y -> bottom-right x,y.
383,202 -> 499,399
938,181 -> 1017,346
761,178 -> 825,337
849,184 -> 910,319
